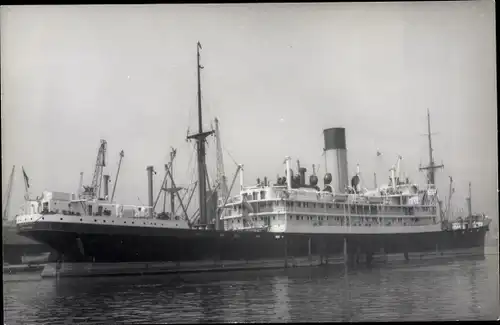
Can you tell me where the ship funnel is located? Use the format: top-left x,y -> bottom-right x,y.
299,167 -> 307,186
103,175 -> 110,199
323,127 -> 349,193
284,157 -> 292,191
146,166 -> 155,218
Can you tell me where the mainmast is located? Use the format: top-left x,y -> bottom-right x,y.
187,42 -> 214,226
419,109 -> 443,185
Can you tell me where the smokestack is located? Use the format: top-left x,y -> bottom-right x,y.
146,166 -> 154,218
264,177 -> 268,186
285,157 -> 292,191
103,175 -> 110,199
467,182 -> 472,217
299,167 -> 307,186
323,128 -> 349,193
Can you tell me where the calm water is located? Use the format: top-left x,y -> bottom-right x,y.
3,250 -> 499,324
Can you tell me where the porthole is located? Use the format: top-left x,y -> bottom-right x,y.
42,217 -> 45,220
103,220 -> 106,223
132,222 -> 134,224
60,218 -> 63,221
80,218 -> 83,221
124,221 -> 126,224
94,219 -> 97,222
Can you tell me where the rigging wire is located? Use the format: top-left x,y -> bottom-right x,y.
223,146 -> 239,168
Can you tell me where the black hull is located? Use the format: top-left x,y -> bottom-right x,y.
2,244 -> 54,265
17,221 -> 488,266
3,225 -> 54,265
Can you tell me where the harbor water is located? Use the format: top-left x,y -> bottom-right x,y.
3,247 -> 499,324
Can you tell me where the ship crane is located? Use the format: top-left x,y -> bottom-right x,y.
2,165 -> 15,222
214,117 -> 229,202
153,147 -> 181,212
82,139 -> 107,200
110,150 -> 124,202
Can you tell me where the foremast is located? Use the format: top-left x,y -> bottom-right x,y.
186,42 -> 214,226
419,109 -> 443,185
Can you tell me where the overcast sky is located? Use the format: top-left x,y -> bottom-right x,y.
1,2 -> 497,225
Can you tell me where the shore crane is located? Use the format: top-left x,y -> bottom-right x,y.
2,165 -> 15,222
82,140 -> 107,200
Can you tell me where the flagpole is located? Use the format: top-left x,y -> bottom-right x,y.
22,166 -> 31,201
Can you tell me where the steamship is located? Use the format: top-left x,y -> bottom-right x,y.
15,43 -> 491,277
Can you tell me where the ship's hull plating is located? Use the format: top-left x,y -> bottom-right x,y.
3,224 -> 53,265
17,220 -> 487,269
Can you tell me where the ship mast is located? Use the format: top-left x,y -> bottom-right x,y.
187,42 -> 214,226
419,109 -> 443,185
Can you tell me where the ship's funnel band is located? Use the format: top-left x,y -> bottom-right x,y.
323,128 -> 346,150
323,127 -> 349,193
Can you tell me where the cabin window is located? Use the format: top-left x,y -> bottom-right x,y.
297,202 -> 301,208
312,203 -> 316,208
88,205 -> 93,215
273,216 -> 276,220
98,206 -> 103,215
289,216 -> 293,220
319,203 -> 324,208
304,202 -> 309,208
301,216 -> 304,220
327,204 -> 332,209
290,202 -> 294,207
260,191 -> 266,200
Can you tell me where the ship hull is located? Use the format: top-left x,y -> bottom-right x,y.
2,224 -> 54,265
16,218 -> 488,277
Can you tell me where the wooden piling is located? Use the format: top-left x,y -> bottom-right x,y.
284,235 -> 288,268
308,236 -> 312,265
343,237 -> 347,264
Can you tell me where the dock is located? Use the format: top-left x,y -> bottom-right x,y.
3,264 -> 46,275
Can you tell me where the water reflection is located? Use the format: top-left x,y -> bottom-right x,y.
3,254 -> 499,324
